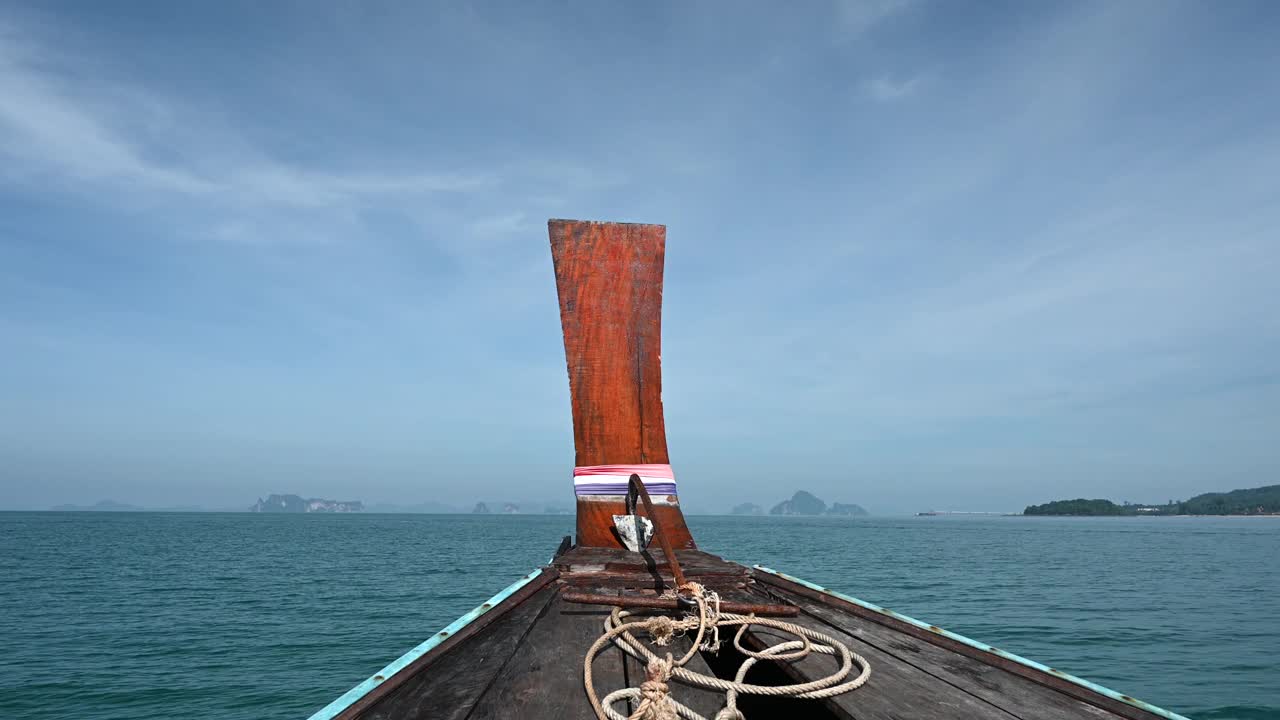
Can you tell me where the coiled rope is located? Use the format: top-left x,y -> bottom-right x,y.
583,583 -> 871,720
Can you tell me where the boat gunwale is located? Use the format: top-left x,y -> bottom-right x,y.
306,566 -> 558,720
751,565 -> 1192,720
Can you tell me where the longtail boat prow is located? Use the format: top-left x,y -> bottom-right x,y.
308,219 -> 1192,720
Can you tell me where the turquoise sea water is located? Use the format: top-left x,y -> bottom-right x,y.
1,513 -> 1277,720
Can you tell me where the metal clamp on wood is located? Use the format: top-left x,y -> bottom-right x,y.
624,473 -> 687,589
562,591 -> 800,617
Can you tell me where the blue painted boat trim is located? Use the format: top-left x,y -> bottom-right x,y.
753,566 -> 1191,720
306,568 -> 545,720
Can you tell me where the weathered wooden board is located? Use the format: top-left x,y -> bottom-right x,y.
548,219 -> 694,549
744,622 -> 1014,719
618,626 -> 730,717
555,552 -> 748,596
555,547 -> 747,580
575,499 -> 696,551
326,544 -> 1174,720
756,586 -> 1117,720
749,571 -> 1163,720
549,219 -> 670,472
332,570 -> 560,720
464,595 -> 631,719
359,585 -> 558,720
564,584 -> 731,718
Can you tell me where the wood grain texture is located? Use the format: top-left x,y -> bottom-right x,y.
744,622 -> 1014,719
463,595 -> 631,719
763,588 -> 1117,720
345,544 -> 1155,719
565,585 -> 732,718
750,570 -> 1165,720
337,570 -> 560,720
574,497 -> 695,549
359,586 -> 558,720
549,219 -> 669,467
555,547 -> 742,573
335,538 -> 1172,717
548,219 -> 693,549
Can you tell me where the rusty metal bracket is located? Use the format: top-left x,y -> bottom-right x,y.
563,591 -> 799,617
567,475 -> 804,617
627,473 -> 688,589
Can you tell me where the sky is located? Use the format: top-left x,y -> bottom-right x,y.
1,0 -> 1278,514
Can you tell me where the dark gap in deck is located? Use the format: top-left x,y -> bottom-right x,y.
749,583 -> 1117,720
338,546 -> 1173,720
697,639 -> 851,719
747,572 -> 1148,720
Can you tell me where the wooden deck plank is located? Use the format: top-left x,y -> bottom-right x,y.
360,547 -> 1141,719
742,619 -> 1016,720
749,571 -> 1164,720
681,584 -> 1008,718
762,587 -> 1118,720
359,585 -> 558,720
620,621 -> 731,717
463,595 -> 631,720
528,551 -> 1159,719
558,583 -> 844,718
554,547 -> 747,578
555,583 -> 727,717
332,569 -> 559,720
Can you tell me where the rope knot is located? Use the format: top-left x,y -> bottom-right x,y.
648,615 -> 677,647
629,655 -> 677,720
584,588 -> 871,720
677,581 -> 705,598
677,581 -> 722,653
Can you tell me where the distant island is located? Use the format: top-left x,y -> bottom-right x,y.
1024,484 -> 1280,516
364,501 -> 461,514
364,500 -> 572,514
49,500 -> 210,512
50,499 -> 146,512
42,498 -> 591,515
470,502 -> 529,514
769,491 -> 869,517
250,494 -> 363,513
730,502 -> 764,516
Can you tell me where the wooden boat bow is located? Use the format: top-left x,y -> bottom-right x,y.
304,217 -> 1195,720
549,219 -> 694,550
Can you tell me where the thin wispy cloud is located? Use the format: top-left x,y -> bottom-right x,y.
865,74 -> 921,101
1,1 -> 1277,513
0,22 -> 491,248
0,41 -> 208,194
834,0 -> 915,36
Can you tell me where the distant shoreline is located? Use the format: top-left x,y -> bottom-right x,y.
1023,485 -> 1279,517
1018,513 -> 1280,518
22,508 -> 1280,518
23,508 -> 549,514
